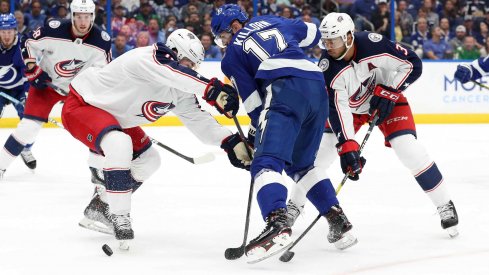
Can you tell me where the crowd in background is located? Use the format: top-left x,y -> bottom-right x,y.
1,0 -> 489,60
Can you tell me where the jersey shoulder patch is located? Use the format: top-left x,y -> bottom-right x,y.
318,58 -> 329,71
101,31 -> 110,42
48,20 -> 61,29
368,32 -> 383,42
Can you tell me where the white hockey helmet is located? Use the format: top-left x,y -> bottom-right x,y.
166,29 -> 205,68
70,0 -> 96,28
319,12 -> 355,60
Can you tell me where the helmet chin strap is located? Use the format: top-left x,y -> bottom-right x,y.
335,35 -> 355,61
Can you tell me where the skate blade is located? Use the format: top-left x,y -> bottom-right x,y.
334,232 -> 358,250
246,234 -> 293,264
119,240 -> 130,250
446,226 -> 459,238
79,218 -> 114,235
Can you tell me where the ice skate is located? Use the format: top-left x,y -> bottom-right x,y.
285,199 -> 304,227
325,205 -> 358,250
78,192 -> 114,235
20,148 -> 36,170
437,200 -> 459,238
112,213 -> 134,250
245,208 -> 293,264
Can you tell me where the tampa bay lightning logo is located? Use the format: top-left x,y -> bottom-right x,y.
54,59 -> 86,78
140,101 -> 175,122
0,65 -> 19,86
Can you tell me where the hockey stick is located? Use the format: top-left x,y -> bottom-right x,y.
46,82 -> 69,96
279,114 -> 379,263
150,138 -> 215,165
224,116 -> 255,260
471,80 -> 489,90
0,91 -> 64,128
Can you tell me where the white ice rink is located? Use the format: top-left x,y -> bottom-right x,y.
0,124 -> 488,275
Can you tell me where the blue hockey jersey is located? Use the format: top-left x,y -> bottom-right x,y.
221,15 -> 322,125
0,34 -> 27,91
319,32 -> 422,144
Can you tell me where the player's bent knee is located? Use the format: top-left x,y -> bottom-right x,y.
100,130 -> 133,168
14,118 -> 43,144
250,155 -> 285,178
390,134 -> 432,174
131,146 -> 161,182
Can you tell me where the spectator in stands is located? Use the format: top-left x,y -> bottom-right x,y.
371,0 -> 390,37
454,36 -> 481,59
276,0 -> 291,9
181,0 -> 206,21
475,21 -> 488,45
55,5 -> 69,20
410,17 -> 430,58
163,15 -> 177,37
301,5 -> 320,26
260,0 -> 280,16
14,10 -> 30,35
0,0 -> 9,14
51,0 -> 70,18
147,17 -> 165,44
135,30 -> 150,47
450,25 -> 467,50
112,34 -> 133,59
440,18 -> 453,42
25,1 -> 46,30
119,24 -> 137,48
398,0 -> 414,39
209,0 -> 225,18
465,0 -> 487,18
307,45 -> 322,59
153,0 -> 181,22
424,26 -> 453,59
480,38 -> 489,57
440,0 -> 462,29
463,15 -> 475,36
112,0 -> 129,16
185,11 -> 202,36
290,0 -> 305,18
350,0 -> 376,31
202,18 -> 212,34
280,6 -> 293,18
111,5 -> 128,36
134,2 -> 160,27
420,0 -> 439,27
201,32 -> 222,59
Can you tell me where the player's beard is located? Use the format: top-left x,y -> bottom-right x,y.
73,24 -> 91,37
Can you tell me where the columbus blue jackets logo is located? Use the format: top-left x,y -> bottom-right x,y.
54,59 -> 86,78
139,101 -> 175,122
349,74 -> 376,108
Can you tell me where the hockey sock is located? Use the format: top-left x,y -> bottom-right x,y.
0,119 -> 42,169
255,169 -> 288,220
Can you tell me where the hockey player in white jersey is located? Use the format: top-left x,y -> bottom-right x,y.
62,29 -> 245,247
454,56 -> 489,83
0,0 -> 111,179
287,13 -> 459,238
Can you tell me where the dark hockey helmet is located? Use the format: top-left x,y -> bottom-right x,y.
0,13 -> 17,30
211,4 -> 248,38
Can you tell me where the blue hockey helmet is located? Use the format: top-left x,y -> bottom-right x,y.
211,4 -> 248,37
0,13 -> 17,30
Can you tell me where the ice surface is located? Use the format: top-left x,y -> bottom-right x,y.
0,125 -> 488,274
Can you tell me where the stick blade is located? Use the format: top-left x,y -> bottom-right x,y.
192,152 -> 215,164
224,246 -> 244,260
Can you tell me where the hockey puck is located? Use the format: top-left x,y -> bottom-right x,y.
279,251 -> 294,262
102,244 -> 113,256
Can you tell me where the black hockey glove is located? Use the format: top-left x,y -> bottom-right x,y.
368,84 -> 400,125
336,140 -> 366,181
203,78 -> 239,118
25,64 -> 52,89
221,133 -> 252,170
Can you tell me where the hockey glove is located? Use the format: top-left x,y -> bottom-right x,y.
203,78 -> 239,118
221,133 -> 253,170
336,140 -> 366,181
25,64 -> 52,89
368,84 -> 400,125
454,64 -> 481,84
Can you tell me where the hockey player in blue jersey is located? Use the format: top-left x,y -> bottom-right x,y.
288,13 -> 459,238
212,4 -> 357,263
0,13 -> 36,170
454,56 -> 489,83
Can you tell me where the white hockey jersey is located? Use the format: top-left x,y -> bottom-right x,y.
22,19 -> 111,94
319,32 -> 422,144
70,43 -> 231,146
